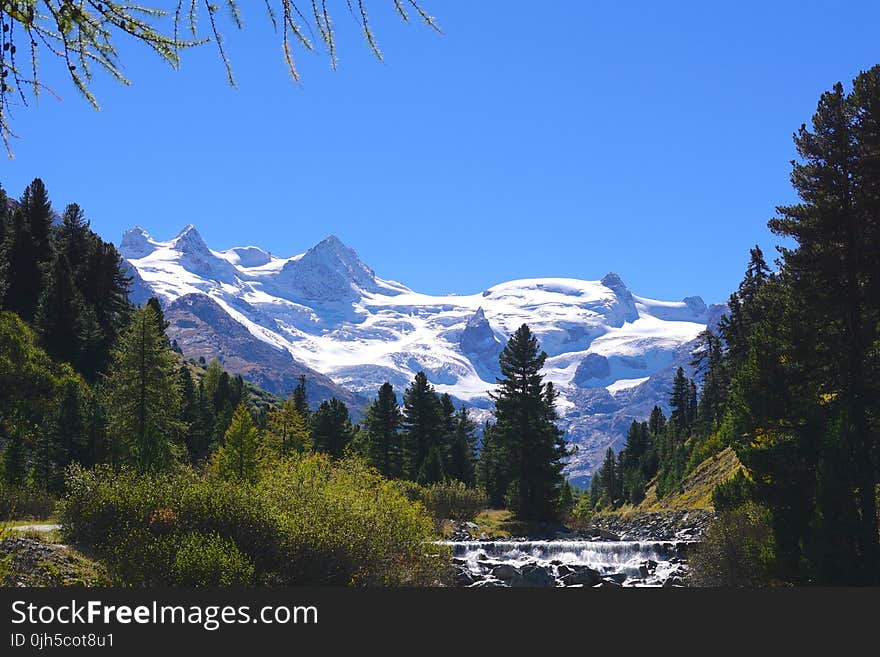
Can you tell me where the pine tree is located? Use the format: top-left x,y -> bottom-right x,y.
749,68 -> 880,582
292,374 -> 310,420
103,304 -> 183,471
264,396 -> 310,457
648,405 -> 666,436
35,253 -> 85,365
401,371 -> 443,480
692,329 -> 726,431
477,421 -> 508,507
446,407 -> 478,485
362,382 -> 403,477
214,402 -> 260,482
146,297 -> 170,342
415,446 -> 443,484
311,398 -> 354,458
438,392 -> 456,471
669,367 -> 692,436
598,447 -> 618,508
41,379 -> 88,492
20,178 -> 54,266
56,203 -> 91,273
0,206 -> 42,321
490,324 -> 568,521
559,479 -> 575,515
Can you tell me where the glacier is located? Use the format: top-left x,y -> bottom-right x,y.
120,225 -> 723,482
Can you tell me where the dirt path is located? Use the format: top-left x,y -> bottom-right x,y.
8,523 -> 60,533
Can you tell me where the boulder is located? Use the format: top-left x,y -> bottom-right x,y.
517,563 -> 556,587
560,566 -> 601,587
491,564 -> 522,583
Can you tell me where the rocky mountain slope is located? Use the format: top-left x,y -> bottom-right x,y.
120,225 -> 724,480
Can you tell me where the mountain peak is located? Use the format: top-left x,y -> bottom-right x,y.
601,272 -> 628,291
270,235 -> 377,302
172,224 -> 210,254
466,307 -> 488,329
176,223 -> 199,238
119,226 -> 156,259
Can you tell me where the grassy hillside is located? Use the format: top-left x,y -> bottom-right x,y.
633,447 -> 743,512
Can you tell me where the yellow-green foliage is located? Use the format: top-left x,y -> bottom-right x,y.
260,456 -> 447,585
567,496 -> 594,529
59,456 -> 447,587
636,447 -> 744,512
210,402 -> 260,483
395,480 -> 487,531
262,397 -> 310,457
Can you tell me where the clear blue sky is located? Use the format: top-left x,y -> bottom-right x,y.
2,1 -> 879,303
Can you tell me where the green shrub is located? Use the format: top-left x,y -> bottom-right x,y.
421,481 -> 487,523
688,501 -> 777,587
59,457 -> 448,587
566,496 -> 593,529
258,456 -> 448,586
712,470 -> 753,512
0,483 -> 56,519
171,532 -> 255,586
392,480 -> 487,530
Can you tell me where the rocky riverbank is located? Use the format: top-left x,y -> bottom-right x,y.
585,510 -> 713,542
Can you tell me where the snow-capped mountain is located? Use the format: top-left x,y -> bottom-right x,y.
120,225 -> 723,481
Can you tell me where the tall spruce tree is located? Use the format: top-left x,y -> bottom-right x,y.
311,398 -> 354,458
490,324 -> 567,521
292,374 -> 310,420
401,371 -> 443,481
20,179 -> 54,266
0,206 -> 42,321
35,253 -> 85,365
477,421 -> 508,507
362,382 -> 403,477
447,406 -> 478,485
752,68 -> 880,583
103,304 -> 183,471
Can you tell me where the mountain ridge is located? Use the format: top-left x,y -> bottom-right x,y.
120,225 -> 723,480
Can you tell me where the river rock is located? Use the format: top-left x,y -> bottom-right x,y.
491,564 -> 522,582
560,565 -> 601,587
516,563 -> 556,587
604,572 -> 627,584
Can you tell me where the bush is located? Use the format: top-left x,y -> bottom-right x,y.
393,480 -> 487,530
0,483 -> 56,519
421,481 -> 487,523
171,532 -> 255,586
59,457 -> 448,587
688,502 -> 777,587
566,496 -> 593,529
712,470 -> 753,512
